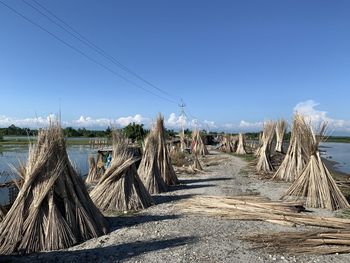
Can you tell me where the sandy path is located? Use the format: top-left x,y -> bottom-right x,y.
3,151 -> 350,263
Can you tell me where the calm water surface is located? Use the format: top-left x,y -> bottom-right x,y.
0,143 -> 96,205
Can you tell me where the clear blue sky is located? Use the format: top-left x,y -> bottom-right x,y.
1,0 -> 350,131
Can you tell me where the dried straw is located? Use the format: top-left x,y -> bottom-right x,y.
275,119 -> 287,153
256,121 -> 276,173
138,132 -> 167,194
220,134 -> 238,153
272,113 -> 311,182
154,114 -> 179,185
243,229 -> 350,254
0,124 -> 108,255
282,122 -> 349,210
179,195 -> 350,229
90,132 -> 153,211
235,133 -> 247,155
85,155 -> 99,184
192,130 -> 209,156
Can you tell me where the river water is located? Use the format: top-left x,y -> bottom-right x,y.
0,143 -> 96,205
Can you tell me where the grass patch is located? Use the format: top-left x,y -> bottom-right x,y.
231,153 -> 256,163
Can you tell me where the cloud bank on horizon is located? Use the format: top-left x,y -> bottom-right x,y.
1,100 -> 349,134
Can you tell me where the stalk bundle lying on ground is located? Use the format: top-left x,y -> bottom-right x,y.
85,155 -> 99,184
90,132 -> 153,211
235,133 -> 247,155
272,114 -> 311,182
256,121 -> 276,173
179,195 -> 350,229
154,115 -> 179,185
0,124 -> 108,255
275,119 -> 287,153
243,229 -> 350,254
283,122 -> 349,210
192,129 -> 209,156
138,132 -> 167,194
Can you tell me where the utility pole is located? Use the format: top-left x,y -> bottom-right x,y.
179,99 -> 186,152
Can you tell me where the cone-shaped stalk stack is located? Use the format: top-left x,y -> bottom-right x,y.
154,115 -> 179,185
275,119 -> 287,153
192,129 -> 209,156
138,133 -> 167,194
0,124 -> 108,255
256,121 -> 276,173
85,155 -> 99,184
236,133 -> 247,155
272,114 -> 311,182
283,122 -> 349,210
90,132 -> 153,211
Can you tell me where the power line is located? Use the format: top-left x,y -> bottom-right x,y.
24,0 -> 179,102
0,0 -> 177,104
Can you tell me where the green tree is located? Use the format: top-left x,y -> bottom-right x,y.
123,123 -> 146,142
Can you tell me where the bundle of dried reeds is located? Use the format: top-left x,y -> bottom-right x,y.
283,123 -> 349,210
220,134 -> 238,153
254,132 -> 263,156
138,132 -> 167,194
256,121 -> 276,173
85,155 -> 99,184
243,229 -> 350,254
192,129 -> 209,156
0,124 -> 108,255
272,114 -> 311,182
235,133 -> 247,155
192,154 -> 203,171
275,119 -> 287,153
154,115 -> 179,185
90,132 -> 153,211
180,195 -> 350,229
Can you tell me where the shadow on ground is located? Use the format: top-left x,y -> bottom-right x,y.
180,177 -> 231,184
166,183 -> 216,192
108,213 -> 181,230
153,193 -> 194,205
1,236 -> 196,263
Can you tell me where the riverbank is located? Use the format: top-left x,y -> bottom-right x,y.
3,150 -> 350,263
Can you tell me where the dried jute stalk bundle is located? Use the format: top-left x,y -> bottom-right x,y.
0,124 -> 108,255
256,121 -> 276,173
235,133 -> 247,155
138,132 -> 167,194
90,131 -> 153,211
282,122 -> 349,210
272,114 -> 311,182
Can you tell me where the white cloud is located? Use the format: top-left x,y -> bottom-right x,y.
293,99 -> 350,133
0,114 -> 58,128
239,120 -> 263,129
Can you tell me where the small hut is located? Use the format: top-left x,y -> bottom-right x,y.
235,133 -> 247,155
256,121 -> 276,173
90,132 -> 153,211
0,124 -> 108,255
283,122 -> 349,210
138,133 -> 167,194
275,119 -> 287,153
154,115 -> 179,185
